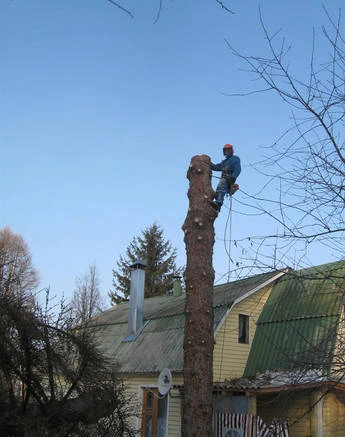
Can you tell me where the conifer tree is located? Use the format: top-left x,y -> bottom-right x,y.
109,223 -> 180,304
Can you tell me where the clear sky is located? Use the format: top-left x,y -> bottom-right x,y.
1,0 -> 343,305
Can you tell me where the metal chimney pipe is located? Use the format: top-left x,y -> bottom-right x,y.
173,275 -> 183,297
127,260 -> 146,337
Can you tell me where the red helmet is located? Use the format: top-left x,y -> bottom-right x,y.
223,143 -> 234,155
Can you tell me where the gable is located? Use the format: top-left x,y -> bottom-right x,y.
214,282 -> 274,381
244,261 -> 345,377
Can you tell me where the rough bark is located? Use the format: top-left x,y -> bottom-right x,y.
181,155 -> 218,437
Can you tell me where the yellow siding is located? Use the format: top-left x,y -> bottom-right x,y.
122,375 -> 155,434
213,285 -> 271,381
257,388 -> 345,437
123,373 -> 183,437
167,374 -> 183,437
258,391 -> 311,437
322,390 -> 345,437
167,388 -> 182,437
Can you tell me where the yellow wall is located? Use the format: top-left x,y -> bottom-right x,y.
167,387 -> 182,437
257,388 -> 345,437
322,389 -> 345,437
257,390 -> 311,437
213,285 -> 272,381
123,373 -> 183,437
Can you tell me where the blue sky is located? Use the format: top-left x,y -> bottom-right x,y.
1,0 -> 343,305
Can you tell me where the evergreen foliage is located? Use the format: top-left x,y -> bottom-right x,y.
109,223 -> 181,304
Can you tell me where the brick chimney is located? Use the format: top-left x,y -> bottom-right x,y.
127,260 -> 146,337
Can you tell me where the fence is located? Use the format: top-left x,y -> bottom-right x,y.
213,413 -> 289,437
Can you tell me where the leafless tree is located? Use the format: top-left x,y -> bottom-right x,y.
105,0 -> 234,20
0,226 -> 39,299
225,6 -> 345,270
220,6 -> 345,432
0,231 -> 134,436
0,285 -> 135,437
71,263 -> 104,324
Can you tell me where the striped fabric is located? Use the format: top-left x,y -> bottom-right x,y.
213,413 -> 289,437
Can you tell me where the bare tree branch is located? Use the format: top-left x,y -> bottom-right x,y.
223,6 -> 345,270
106,0 -> 134,18
215,0 -> 234,14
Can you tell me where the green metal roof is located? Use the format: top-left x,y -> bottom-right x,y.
88,270 -> 281,374
244,261 -> 345,377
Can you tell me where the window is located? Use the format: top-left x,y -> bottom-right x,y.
238,314 -> 249,344
141,387 -> 168,437
215,393 -> 248,415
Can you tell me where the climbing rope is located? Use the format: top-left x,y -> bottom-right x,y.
224,194 -> 233,283
217,194 -> 234,379
203,158 -> 235,284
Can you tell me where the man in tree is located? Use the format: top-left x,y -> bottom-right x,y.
210,143 -> 241,212
109,223 -> 181,304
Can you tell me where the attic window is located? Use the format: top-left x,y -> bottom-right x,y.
238,314 -> 249,344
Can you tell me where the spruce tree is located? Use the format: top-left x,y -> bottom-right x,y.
109,223 -> 180,304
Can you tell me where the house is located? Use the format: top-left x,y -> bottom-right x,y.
89,260 -> 345,436
89,263 -> 285,436
239,260 -> 345,437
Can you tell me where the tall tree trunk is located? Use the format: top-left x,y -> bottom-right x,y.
182,154 -> 217,437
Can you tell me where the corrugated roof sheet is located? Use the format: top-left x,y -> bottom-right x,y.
88,270 -> 281,374
244,261 -> 345,377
